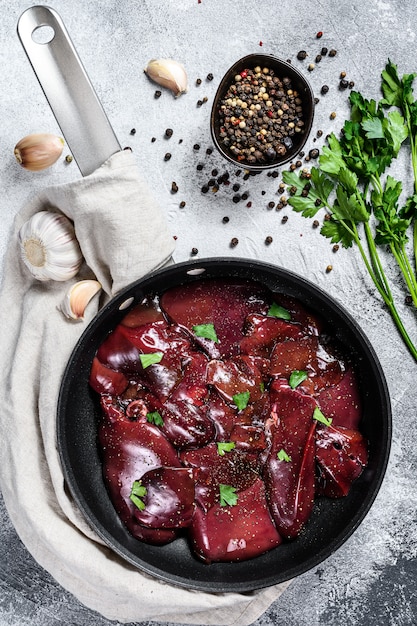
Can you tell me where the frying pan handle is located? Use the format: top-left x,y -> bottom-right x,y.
17,5 -> 121,176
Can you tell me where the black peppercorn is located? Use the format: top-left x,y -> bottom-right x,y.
197,163 -> 204,171
309,148 -> 320,159
151,137 -> 156,143
130,128 -> 136,135
179,201 -> 186,208
265,235 -> 273,245
171,181 -> 178,193
230,237 -> 239,247
232,194 -> 241,203
201,185 -> 209,193
282,215 -> 289,223
339,79 -> 349,90
321,85 -> 329,95
164,153 -> 171,161
329,49 -> 337,57
191,247 -> 198,255
333,244 -> 340,252
268,201 -> 275,209
207,73 -> 214,81
196,78 -> 202,85
154,90 -> 162,98
206,148 -> 213,155
297,50 -> 308,60
197,100 -> 203,107
313,220 -> 320,228
321,47 -> 328,56
165,128 -> 173,138
222,216 -> 230,223
315,54 -> 322,63
193,143 -> 200,150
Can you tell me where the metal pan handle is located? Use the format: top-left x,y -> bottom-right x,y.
17,5 -> 121,176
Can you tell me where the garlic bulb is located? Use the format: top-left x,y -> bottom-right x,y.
14,133 -> 64,171
19,211 -> 83,281
144,58 -> 188,97
59,280 -> 102,320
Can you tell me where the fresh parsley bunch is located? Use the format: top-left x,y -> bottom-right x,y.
283,60 -> 417,361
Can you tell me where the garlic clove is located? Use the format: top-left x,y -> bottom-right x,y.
58,280 -> 102,321
144,58 -> 188,97
19,210 -> 83,282
14,133 -> 64,171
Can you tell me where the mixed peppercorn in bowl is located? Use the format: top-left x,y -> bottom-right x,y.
211,54 -> 315,171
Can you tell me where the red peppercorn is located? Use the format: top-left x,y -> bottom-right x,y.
316,31 -> 323,38
240,70 -> 248,78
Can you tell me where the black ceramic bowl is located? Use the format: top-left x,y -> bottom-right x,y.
57,258 -> 391,592
210,54 -> 315,172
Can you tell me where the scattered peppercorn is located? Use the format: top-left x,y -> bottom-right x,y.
196,78 -> 202,85
222,216 -> 230,223
330,111 -> 337,119
309,148 -> 320,160
328,49 -> 337,57
193,143 -> 200,150
297,50 -> 308,60
339,79 -> 349,90
321,84 -> 329,95
164,153 -> 172,161
230,237 -> 239,247
207,73 -> 214,81
151,137 -> 156,142
246,201 -> 252,207
316,31 -> 323,38
197,163 -> 204,171
405,295 -> 413,305
317,129 -> 323,137
265,235 -> 273,245
130,128 -> 136,135
314,97 -> 320,104
197,99 -> 203,107
326,264 -> 333,273
333,244 -> 340,252
201,185 -> 209,193
321,47 -> 328,56
313,220 -> 320,228
65,154 -> 73,163
241,192 -> 249,200
179,201 -> 186,208
315,197 -> 322,206
282,215 -> 289,223
268,201 -> 275,209
232,194 -> 241,203
340,71 -> 347,79
349,80 -> 355,89
191,247 -> 198,255
171,181 -> 178,193
154,90 -> 162,98
165,128 -> 173,138
233,183 -> 241,192
206,148 -> 213,155
308,63 -> 315,72
315,54 -> 322,63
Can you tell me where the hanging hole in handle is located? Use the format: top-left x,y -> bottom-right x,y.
31,25 -> 55,44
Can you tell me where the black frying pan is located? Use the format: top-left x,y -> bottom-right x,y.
57,257 -> 391,592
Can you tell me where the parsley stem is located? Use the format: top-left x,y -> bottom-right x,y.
390,243 -> 417,307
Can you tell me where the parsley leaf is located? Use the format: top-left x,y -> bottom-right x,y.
277,448 -> 292,462
233,391 -> 250,411
217,441 -> 236,456
193,323 -> 219,343
146,411 -> 164,427
313,407 -> 332,427
139,352 -> 163,369
289,370 -> 308,389
267,301 -> 291,320
219,484 -> 238,507
130,480 -> 147,511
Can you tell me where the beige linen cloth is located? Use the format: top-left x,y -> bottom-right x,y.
0,150 -> 290,625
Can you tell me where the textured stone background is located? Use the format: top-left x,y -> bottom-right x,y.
1,1 -> 417,624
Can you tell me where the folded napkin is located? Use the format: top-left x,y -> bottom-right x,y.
0,150 -> 290,625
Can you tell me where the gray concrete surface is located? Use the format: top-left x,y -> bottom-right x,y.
1,1 -> 417,624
